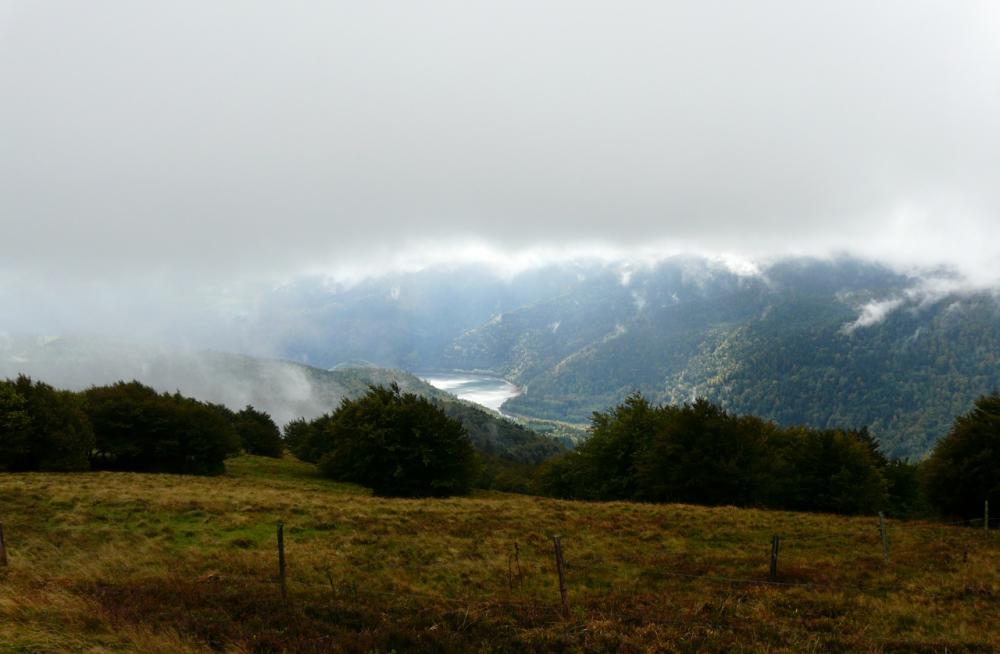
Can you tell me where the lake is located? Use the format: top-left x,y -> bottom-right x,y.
415,371 -> 520,413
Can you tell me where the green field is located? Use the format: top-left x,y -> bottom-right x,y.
1,455 -> 997,653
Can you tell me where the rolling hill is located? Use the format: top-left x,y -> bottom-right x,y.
0,335 -> 565,466
0,455 -> 996,652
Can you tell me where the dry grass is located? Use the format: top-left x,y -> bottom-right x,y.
1,454 -> 998,653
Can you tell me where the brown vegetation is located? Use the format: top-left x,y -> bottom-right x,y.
0,455 -> 997,653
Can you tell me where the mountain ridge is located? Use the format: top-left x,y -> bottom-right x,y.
5,255 -> 998,457
0,334 -> 565,466
251,256 -> 995,458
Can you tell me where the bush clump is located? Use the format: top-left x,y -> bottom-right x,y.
0,375 -> 94,472
292,384 -> 476,497
923,393 -> 1000,519
233,405 -> 284,458
535,393 -> 897,515
83,381 -> 240,475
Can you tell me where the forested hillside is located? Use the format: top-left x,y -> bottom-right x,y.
442,259 -> 1000,457
0,335 -> 442,425
0,336 -> 563,467
5,256 -> 999,457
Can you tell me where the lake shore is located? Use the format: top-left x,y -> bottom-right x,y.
413,370 -> 520,414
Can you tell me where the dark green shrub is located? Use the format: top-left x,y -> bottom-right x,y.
923,393 -> 1000,519
0,376 -> 93,472
315,384 -> 476,497
234,405 -> 283,458
536,393 -> 890,514
84,381 -> 239,475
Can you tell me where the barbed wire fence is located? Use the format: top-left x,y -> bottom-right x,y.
261,506 -> 999,651
2,497 -> 995,647
266,499 -> 998,629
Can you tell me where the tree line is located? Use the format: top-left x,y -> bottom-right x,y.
2,374 -> 997,518
0,375 -> 524,497
0,376 -> 283,474
535,392 -> 998,519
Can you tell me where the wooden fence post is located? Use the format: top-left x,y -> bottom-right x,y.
878,512 -> 889,563
0,522 -> 7,567
277,522 -> 288,603
508,541 -> 524,590
552,535 -> 569,619
514,541 -> 522,589
769,535 -> 780,581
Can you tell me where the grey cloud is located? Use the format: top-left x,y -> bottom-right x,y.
1,1 -> 999,284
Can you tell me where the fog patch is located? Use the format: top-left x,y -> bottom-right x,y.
842,298 -> 905,334
0,335 -> 346,427
841,268 -> 1000,334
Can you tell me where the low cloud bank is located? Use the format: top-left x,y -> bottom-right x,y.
840,272 -> 1000,334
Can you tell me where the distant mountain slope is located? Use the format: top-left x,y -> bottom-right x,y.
657,291 -> 1000,456
169,256 -> 999,459
440,258 -> 1000,458
6,256 -> 998,458
0,334 -> 413,425
0,335 -> 563,464
238,266 -> 589,370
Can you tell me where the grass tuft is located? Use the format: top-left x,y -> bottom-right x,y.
1,455 -> 997,652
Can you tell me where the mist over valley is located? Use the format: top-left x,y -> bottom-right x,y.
4,254 -> 998,458
3,3 -> 1000,650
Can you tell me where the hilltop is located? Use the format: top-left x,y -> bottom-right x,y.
0,334 -> 455,427
0,336 -> 567,471
1,455 -> 997,653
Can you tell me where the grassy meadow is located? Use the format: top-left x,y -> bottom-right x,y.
0,455 -> 997,653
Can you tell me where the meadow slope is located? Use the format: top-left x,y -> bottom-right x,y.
0,456 -> 997,653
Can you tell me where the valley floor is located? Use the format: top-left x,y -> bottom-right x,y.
0,456 -> 997,653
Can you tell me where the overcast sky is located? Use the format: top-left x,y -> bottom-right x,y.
3,1 -> 1000,288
